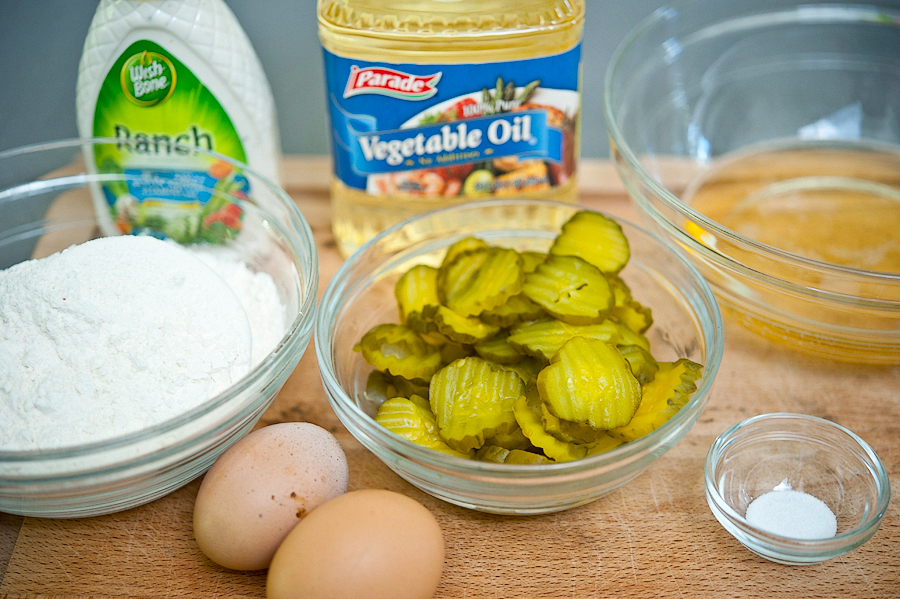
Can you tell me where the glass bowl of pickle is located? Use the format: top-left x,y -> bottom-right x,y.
604,0 -> 900,363
315,199 -> 724,515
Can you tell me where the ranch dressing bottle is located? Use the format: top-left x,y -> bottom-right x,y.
76,0 -> 281,242
318,0 -> 585,256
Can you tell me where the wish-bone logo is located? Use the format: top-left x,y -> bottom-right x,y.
343,66 -> 441,101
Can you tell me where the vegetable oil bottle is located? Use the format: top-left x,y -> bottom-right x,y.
317,0 -> 585,256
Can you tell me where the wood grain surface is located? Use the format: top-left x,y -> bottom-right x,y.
1,159 -> 898,598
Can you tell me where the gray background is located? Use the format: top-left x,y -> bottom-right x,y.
0,0 -> 665,158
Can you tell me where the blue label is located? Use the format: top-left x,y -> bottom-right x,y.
323,44 -> 581,197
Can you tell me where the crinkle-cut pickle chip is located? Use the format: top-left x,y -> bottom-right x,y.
429,356 -> 524,453
618,344 -> 659,386
420,304 -> 500,345
612,299 -> 653,334
540,400 -> 604,445
365,370 -> 430,404
442,236 -> 489,268
438,247 -> 524,317
537,337 -> 641,430
507,319 -> 620,363
475,444 -> 510,463
474,335 -> 524,364
485,426 -> 532,450
585,433 -> 624,457
550,211 -> 630,274
355,323 -> 442,381
440,341 -> 475,365
519,251 -> 546,274
395,264 -> 440,324
375,397 -> 474,459
514,390 -> 588,462
522,254 -> 613,325
505,449 -> 552,464
491,356 -> 543,388
478,293 -> 546,328
610,359 -> 703,442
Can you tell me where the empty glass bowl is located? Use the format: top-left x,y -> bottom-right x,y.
0,138 -> 318,517
316,199 -> 724,515
705,413 -> 890,565
604,0 -> 900,363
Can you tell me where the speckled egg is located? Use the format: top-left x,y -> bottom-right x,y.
193,422 -> 349,570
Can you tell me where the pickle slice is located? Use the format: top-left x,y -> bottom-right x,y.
612,299 -> 654,334
507,319 -> 620,363
355,323 -> 442,381
474,335 -> 524,364
365,370 -> 430,404
522,254 -> 614,325
475,445 -> 550,464
375,397 -> 473,459
420,304 -> 501,344
440,341 -> 475,364
610,359 -> 703,442
438,247 -> 524,316
478,293 -> 546,327
491,356 -> 543,388
505,450 -> 552,464
550,211 -> 630,274
519,251 -> 546,273
618,344 -> 659,386
442,236 -> 489,268
395,264 -> 440,324
540,400 -> 603,445
475,444 -> 510,463
513,390 -> 588,462
485,426 -> 532,450
584,433 -> 624,457
537,337 -> 641,430
429,356 -> 525,453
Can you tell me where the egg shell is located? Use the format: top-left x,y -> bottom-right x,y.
267,489 -> 445,599
193,422 -> 349,571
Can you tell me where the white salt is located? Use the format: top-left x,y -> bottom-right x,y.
745,485 -> 837,540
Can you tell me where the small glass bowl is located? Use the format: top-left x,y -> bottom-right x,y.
705,413 -> 891,565
316,199 -> 724,515
0,138 -> 318,518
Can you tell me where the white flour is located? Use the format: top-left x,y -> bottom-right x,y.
0,235 -> 285,451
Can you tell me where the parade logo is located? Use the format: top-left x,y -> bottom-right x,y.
343,66 -> 441,101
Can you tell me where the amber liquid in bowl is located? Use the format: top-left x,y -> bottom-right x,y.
678,141 -> 900,362
684,142 -> 900,274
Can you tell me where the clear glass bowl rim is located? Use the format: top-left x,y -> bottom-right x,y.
704,412 -> 892,551
315,198 -> 725,481
0,137 -> 319,471
602,1 -> 900,305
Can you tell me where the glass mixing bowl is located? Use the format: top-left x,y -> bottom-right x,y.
0,138 -> 318,518
604,1 -> 900,363
705,413 -> 890,565
316,199 -> 724,515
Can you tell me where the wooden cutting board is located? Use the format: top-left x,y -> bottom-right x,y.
1,158 -> 898,598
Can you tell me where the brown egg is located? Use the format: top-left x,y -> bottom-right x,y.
193,422 -> 349,571
267,489 -> 445,599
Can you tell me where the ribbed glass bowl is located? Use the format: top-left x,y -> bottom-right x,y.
0,138 -> 318,518
604,1 -> 900,363
705,413 -> 890,565
316,199 -> 724,515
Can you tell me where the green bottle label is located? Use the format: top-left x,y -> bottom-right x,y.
92,40 -> 249,244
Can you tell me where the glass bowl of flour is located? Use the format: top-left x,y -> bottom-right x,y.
0,138 -> 318,518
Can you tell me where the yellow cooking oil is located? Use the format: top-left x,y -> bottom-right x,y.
684,141 -> 900,274
318,0 -> 585,256
682,140 -> 900,362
